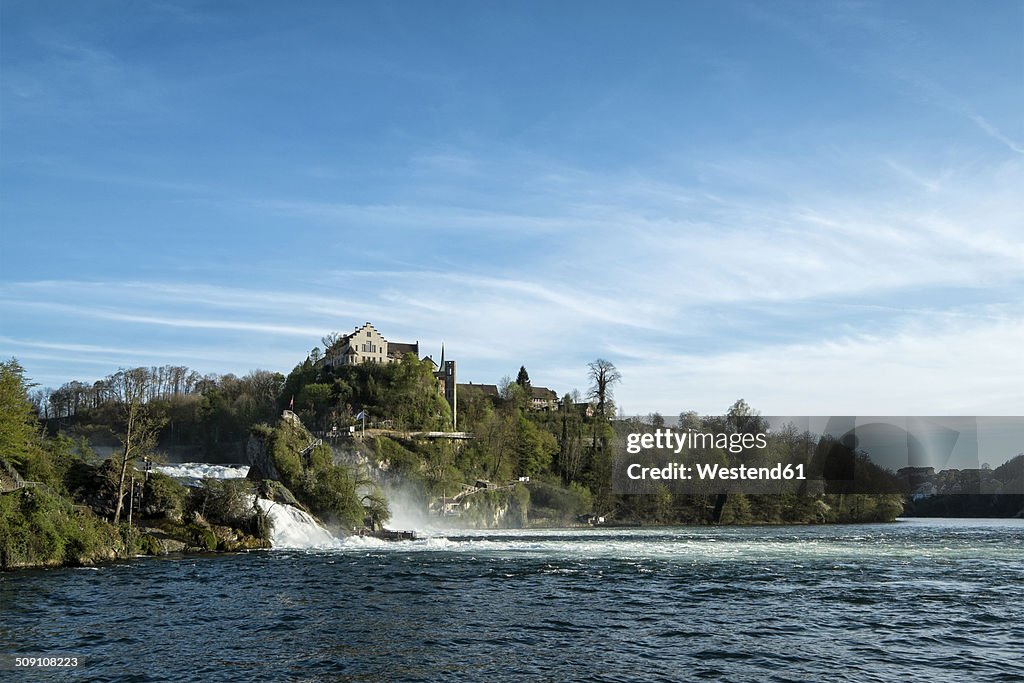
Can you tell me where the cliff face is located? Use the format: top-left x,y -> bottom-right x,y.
455,486 -> 530,529
328,442 -> 377,476
246,431 -> 282,482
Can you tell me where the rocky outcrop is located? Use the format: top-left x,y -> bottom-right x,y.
140,528 -> 190,554
255,479 -> 306,511
246,431 -> 282,482
455,486 -> 529,529
210,524 -> 271,551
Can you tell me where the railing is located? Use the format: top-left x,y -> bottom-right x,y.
313,429 -> 475,441
299,439 -> 323,458
441,480 -> 520,507
1,458 -> 91,515
0,458 -> 27,492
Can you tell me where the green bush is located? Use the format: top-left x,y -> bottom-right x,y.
187,479 -> 274,541
191,480 -> 252,527
527,481 -> 591,522
187,523 -> 218,551
135,533 -> 163,556
250,423 -> 274,439
269,424 -> 305,487
0,487 -> 122,569
375,437 -> 422,478
252,502 -> 274,542
143,472 -> 188,520
298,465 -> 364,527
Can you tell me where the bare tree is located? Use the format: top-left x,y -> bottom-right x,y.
587,359 -> 621,418
321,331 -> 343,351
558,392 -> 586,485
110,368 -> 165,524
497,375 -> 514,400
242,369 -> 285,405
29,387 -> 52,420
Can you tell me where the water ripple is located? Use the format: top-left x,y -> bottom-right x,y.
2,519 -> 1022,681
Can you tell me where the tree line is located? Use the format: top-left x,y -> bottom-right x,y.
32,367 -> 285,460
32,365 -> 208,420
1,359 -> 273,570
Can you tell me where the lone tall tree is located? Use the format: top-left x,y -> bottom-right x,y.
587,359 -> 621,418
110,368 -> 164,524
515,366 -> 531,391
0,359 -> 40,473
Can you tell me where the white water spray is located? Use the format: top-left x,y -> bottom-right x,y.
154,463 -> 250,480
255,499 -> 344,549
381,484 -> 465,536
152,462 -> 420,549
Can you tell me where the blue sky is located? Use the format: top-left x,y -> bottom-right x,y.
1,1 -> 1022,415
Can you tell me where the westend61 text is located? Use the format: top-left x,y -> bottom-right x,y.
626,462 -> 806,481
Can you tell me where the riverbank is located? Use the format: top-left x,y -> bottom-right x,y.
0,485 -> 271,572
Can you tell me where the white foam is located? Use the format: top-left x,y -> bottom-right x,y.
154,463 -> 250,480
337,535 -> 389,549
256,498 -> 343,549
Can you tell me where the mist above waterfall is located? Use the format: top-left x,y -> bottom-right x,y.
381,483 -> 465,534
381,485 -> 430,531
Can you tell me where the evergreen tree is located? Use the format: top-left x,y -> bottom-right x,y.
0,359 -> 40,472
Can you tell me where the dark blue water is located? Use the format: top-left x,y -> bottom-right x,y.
2,519 -> 1022,682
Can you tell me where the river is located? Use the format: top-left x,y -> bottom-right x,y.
2,518 -> 1022,682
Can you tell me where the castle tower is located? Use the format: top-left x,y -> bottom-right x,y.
444,358 -> 456,431
436,343 -> 457,430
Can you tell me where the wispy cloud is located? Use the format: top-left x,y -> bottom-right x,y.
0,299 -> 326,337
968,114 -> 1024,156
0,336 -> 283,369
745,2 -> 1024,156
611,308 -> 1024,416
2,144 -> 1022,407
2,1 -> 1020,412
889,65 -> 1024,156
248,198 -> 596,236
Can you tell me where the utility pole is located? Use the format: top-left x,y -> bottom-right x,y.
128,475 -> 135,526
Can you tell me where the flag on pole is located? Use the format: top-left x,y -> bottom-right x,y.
289,396 -> 294,410
354,410 -> 365,421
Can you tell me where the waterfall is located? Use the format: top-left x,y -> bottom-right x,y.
256,499 -> 342,549
151,462 -> 346,549
153,463 -> 250,481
